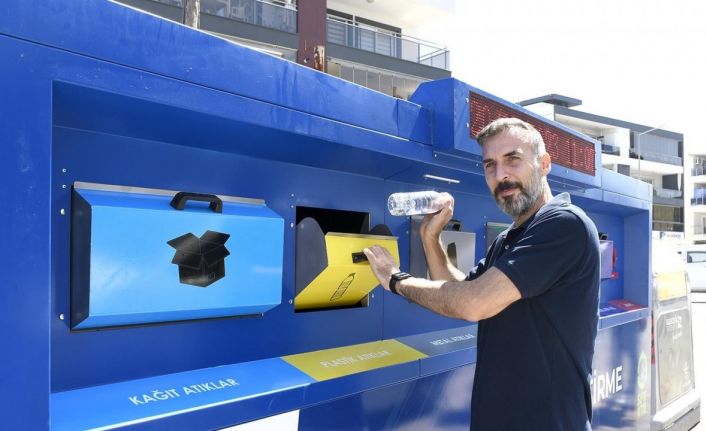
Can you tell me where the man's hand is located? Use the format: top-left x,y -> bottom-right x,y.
362,245 -> 400,290
419,192 -> 454,241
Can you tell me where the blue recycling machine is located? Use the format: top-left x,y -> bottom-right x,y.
0,1 -> 656,429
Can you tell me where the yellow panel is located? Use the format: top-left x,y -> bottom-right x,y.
282,339 -> 427,381
295,233 -> 399,310
656,271 -> 688,301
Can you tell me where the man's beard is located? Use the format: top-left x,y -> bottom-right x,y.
494,169 -> 543,219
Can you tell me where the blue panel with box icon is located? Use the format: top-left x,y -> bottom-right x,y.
71,186 -> 284,329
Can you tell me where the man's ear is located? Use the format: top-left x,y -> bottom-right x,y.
541,153 -> 551,176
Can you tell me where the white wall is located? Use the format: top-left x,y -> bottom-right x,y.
523,102 -> 555,120
326,0 -> 451,36
603,128 -> 630,156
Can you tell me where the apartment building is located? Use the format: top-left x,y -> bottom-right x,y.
520,95 -> 685,237
116,0 -> 451,99
687,151 -> 706,244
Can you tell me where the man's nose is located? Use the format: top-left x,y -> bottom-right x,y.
495,165 -> 509,183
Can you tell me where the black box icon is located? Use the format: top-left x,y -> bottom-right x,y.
167,230 -> 231,287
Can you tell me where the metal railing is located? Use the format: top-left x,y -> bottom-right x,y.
629,150 -> 682,166
653,221 -> 684,232
157,0 -> 298,33
155,0 -> 184,5
654,187 -> 682,199
601,143 -> 620,156
693,165 -> 705,176
326,17 -> 450,70
693,189 -> 706,206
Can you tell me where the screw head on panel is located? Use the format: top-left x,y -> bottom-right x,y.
60,209 -> 66,216
59,314 -> 65,321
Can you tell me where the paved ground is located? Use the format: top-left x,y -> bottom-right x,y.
690,292 -> 706,430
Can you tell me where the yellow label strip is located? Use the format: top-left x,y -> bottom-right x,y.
282,340 -> 427,381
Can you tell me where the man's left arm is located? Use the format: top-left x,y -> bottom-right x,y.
363,246 -> 520,322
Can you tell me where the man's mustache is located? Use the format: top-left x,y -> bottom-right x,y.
494,180 -> 523,198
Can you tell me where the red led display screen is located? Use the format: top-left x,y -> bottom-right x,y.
469,92 -> 596,176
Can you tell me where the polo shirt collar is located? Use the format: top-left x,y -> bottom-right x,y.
510,193 -> 572,231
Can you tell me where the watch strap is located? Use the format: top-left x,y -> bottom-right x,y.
389,271 -> 412,295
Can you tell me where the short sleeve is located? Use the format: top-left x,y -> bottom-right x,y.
493,210 -> 587,298
466,258 -> 488,281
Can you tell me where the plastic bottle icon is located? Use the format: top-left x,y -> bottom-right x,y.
388,191 -> 443,216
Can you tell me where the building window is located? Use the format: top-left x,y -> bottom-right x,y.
653,204 -> 683,232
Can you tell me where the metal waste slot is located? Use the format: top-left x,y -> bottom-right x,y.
295,217 -> 399,311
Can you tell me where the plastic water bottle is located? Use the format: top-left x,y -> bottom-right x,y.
388,191 -> 443,216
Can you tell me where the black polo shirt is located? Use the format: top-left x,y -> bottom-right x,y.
468,193 -> 599,431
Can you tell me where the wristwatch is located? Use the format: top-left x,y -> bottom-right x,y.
389,271 -> 412,295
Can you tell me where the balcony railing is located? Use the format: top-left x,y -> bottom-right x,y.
156,0 -> 298,33
693,189 -> 706,206
695,225 -> 706,235
629,150 -> 682,166
693,165 -> 706,176
601,143 -> 620,156
654,187 -> 682,199
326,17 -> 450,70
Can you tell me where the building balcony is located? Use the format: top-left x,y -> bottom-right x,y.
694,223 -> 706,243
601,143 -> 620,156
692,191 -> 706,207
155,0 -> 298,33
629,150 -> 682,166
326,17 -> 450,70
653,187 -> 682,206
693,164 -> 706,184
653,220 -> 684,233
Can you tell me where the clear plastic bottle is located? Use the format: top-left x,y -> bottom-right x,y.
388,191 -> 443,216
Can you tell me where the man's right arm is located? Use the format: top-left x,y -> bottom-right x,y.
419,193 -> 467,282
422,233 -> 468,282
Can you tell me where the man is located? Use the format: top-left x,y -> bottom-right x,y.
364,118 -> 600,430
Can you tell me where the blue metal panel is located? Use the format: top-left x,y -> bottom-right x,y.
0,0 -> 428,143
51,128 -> 391,391
624,210 -> 653,309
592,318 -> 652,430
298,365 -> 475,431
588,211 -> 625,303
50,78 -> 429,181
72,188 -> 284,328
397,99 -> 432,146
603,190 -> 651,212
51,358 -> 314,430
398,326 -> 477,356
398,326 -> 478,377
602,168 -> 652,202
0,34 -> 52,430
410,78 -> 474,155
600,310 -> 650,330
